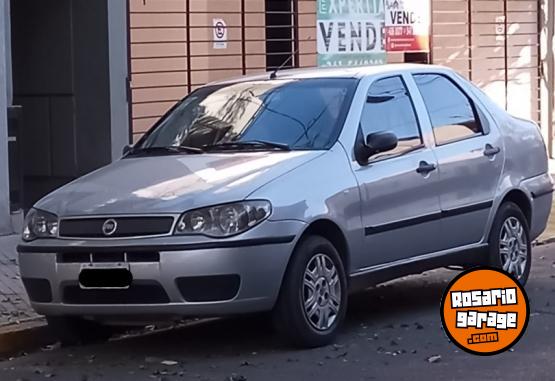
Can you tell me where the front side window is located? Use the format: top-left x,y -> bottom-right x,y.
413,74 -> 483,145
360,76 -> 422,159
134,78 -> 357,153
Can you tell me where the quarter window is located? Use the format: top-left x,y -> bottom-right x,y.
414,74 -> 483,145
361,76 -> 422,158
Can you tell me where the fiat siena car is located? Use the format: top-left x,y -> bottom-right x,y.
18,64 -> 553,347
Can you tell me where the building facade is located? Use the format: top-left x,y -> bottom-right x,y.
128,0 -> 547,142
0,0 -> 130,234
0,0 -> 554,234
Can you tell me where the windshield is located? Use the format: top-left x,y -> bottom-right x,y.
134,78 -> 357,153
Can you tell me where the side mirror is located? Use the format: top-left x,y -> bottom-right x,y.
366,131 -> 398,155
122,145 -> 132,156
355,131 -> 398,164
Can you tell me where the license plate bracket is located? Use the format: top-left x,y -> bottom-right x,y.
79,264 -> 133,290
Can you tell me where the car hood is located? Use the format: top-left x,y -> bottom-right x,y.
35,151 -> 323,216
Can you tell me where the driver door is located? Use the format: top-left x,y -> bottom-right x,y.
352,75 -> 442,269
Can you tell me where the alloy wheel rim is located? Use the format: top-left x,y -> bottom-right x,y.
499,217 -> 528,280
302,253 -> 341,331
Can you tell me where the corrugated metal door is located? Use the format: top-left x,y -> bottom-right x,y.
432,0 -> 540,122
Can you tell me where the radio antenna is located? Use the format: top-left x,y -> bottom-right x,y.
269,37 -> 312,79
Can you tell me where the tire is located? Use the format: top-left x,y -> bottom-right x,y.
273,235 -> 348,348
46,316 -> 114,346
487,202 -> 532,285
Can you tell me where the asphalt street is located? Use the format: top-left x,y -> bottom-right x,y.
1,244 -> 555,381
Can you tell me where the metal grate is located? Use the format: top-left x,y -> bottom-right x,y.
57,251 -> 160,264
59,216 -> 174,238
265,0 -> 298,71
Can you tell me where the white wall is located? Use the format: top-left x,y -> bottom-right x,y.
0,0 -> 12,234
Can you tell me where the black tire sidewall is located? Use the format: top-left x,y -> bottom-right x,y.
274,235 -> 348,347
488,202 -> 532,285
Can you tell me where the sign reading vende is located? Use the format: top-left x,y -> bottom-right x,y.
317,0 -> 386,67
385,0 -> 430,52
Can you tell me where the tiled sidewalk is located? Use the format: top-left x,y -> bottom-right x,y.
0,235 -> 40,327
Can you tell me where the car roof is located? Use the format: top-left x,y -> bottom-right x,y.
209,64 -> 453,85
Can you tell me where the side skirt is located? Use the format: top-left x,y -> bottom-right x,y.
348,244 -> 489,293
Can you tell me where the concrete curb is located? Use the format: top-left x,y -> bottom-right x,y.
0,318 -> 52,358
534,237 -> 555,246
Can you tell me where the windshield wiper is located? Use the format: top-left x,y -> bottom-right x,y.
203,140 -> 291,152
127,145 -> 204,156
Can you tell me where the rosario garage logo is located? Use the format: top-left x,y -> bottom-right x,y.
440,267 -> 529,355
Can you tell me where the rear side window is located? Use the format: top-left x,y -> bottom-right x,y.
361,76 -> 422,158
413,74 -> 483,145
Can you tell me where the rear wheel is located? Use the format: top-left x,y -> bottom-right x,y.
46,316 -> 114,346
487,202 -> 531,285
273,235 -> 347,348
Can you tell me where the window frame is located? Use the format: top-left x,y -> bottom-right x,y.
412,72 -> 487,147
357,74 -> 426,163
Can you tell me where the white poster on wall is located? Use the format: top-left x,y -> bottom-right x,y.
317,0 -> 386,67
212,18 -> 228,49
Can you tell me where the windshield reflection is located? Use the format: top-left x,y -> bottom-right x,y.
135,78 -> 358,153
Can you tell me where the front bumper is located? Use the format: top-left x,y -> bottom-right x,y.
17,220 -> 304,319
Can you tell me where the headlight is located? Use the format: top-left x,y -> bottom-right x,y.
22,208 -> 59,242
174,201 -> 271,238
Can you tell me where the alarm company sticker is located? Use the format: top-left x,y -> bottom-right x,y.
440,267 -> 529,356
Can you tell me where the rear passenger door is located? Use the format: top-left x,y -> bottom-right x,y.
412,73 -> 505,250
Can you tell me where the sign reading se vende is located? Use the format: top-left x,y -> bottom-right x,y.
317,0 -> 386,67
385,0 -> 430,52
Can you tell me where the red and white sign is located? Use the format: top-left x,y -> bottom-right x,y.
385,0 -> 430,52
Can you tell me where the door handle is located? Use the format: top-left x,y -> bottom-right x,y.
484,144 -> 501,157
416,161 -> 437,175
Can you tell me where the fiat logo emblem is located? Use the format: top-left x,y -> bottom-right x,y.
101,219 -> 118,236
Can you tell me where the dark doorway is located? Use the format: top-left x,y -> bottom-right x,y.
265,0 -> 297,71
10,0 -> 114,209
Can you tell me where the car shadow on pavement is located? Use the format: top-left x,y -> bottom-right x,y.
345,270 -> 453,327
102,269 -> 456,358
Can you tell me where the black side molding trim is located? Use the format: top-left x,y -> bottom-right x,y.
532,188 -> 554,199
365,212 -> 442,235
441,201 -> 493,218
365,201 -> 493,236
17,235 -> 296,254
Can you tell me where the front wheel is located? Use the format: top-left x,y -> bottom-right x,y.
273,235 -> 348,348
487,202 -> 532,285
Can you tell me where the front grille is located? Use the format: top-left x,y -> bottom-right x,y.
57,251 -> 160,263
58,216 -> 174,238
62,281 -> 170,304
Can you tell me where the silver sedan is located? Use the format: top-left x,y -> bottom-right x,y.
18,64 -> 553,347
